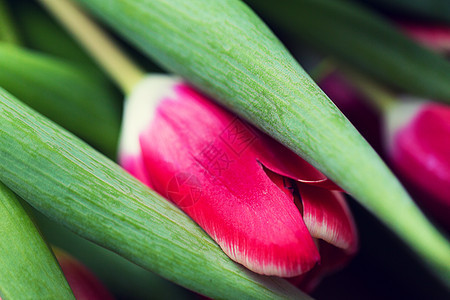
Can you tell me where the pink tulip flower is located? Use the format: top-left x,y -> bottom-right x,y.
386,101 -> 450,229
397,21 -> 450,55
118,75 -> 358,282
321,68 -> 450,230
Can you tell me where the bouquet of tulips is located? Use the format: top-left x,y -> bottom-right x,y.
0,0 -> 449,299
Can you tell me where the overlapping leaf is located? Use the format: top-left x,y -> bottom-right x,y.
0,182 -> 74,299
0,43 -> 120,157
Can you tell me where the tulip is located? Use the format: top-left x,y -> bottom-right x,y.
339,69 -> 450,230
118,75 -> 358,283
53,248 -> 115,300
397,22 -> 450,55
386,100 -> 450,229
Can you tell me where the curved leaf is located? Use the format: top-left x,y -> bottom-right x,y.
0,182 -> 74,299
0,43 -> 120,157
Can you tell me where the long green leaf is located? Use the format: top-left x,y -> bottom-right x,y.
0,88 -> 310,300
0,43 -> 120,158
75,0 -> 450,285
245,0 -> 450,102
0,181 -> 74,299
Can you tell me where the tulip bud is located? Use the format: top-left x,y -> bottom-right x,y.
385,99 -> 450,229
118,75 -> 358,285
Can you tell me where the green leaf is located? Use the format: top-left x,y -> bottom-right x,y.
75,0 -> 450,286
9,0 -> 109,77
33,210 -> 193,299
0,181 -> 75,299
245,0 -> 450,102
0,88 -> 310,300
0,0 -> 20,44
0,43 -> 120,158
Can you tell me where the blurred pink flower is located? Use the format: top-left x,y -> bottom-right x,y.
397,21 -> 450,54
118,75 -> 358,283
321,69 -> 450,230
386,101 -> 450,229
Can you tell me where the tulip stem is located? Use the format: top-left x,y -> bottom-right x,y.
37,0 -> 145,95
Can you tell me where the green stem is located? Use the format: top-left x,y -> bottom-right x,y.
0,182 -> 75,299
37,0 -> 145,95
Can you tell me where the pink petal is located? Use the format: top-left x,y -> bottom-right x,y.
257,135 -> 343,190
139,83 -> 320,277
119,153 -> 153,188
298,182 -> 358,253
118,76 -> 181,188
397,21 -> 450,54
391,103 -> 450,226
265,167 -> 357,289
